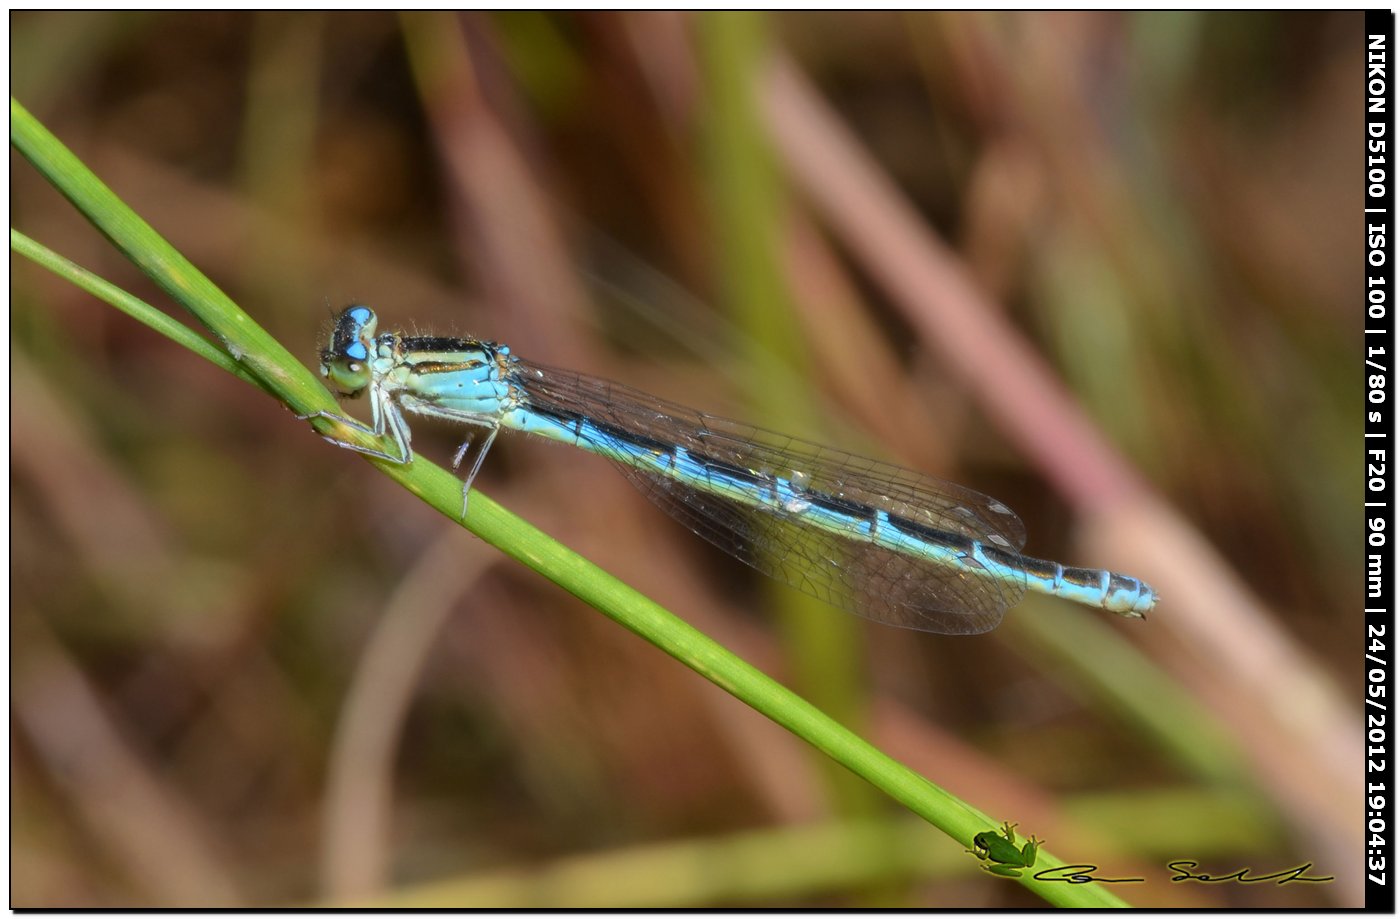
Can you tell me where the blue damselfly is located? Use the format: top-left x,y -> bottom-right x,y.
304,305 -> 1156,634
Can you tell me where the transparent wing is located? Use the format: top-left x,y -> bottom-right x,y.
514,360 -> 1028,634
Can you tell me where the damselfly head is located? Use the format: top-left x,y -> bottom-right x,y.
320,304 -> 378,396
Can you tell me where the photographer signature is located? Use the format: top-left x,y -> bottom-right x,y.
966,822 -> 1333,886
1021,861 -> 1334,885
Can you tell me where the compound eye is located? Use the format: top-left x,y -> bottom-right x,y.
324,357 -> 370,395
320,305 -> 380,395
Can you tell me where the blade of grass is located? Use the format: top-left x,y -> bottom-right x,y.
10,97 -> 327,416
698,10 -> 877,824
10,227 -> 261,389
11,96 -> 1128,907
358,787 -> 1268,908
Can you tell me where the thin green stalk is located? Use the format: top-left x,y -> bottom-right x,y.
698,10 -> 876,826
360,788 -> 1267,908
11,96 -> 1129,907
10,98 -> 326,417
10,228 -> 260,388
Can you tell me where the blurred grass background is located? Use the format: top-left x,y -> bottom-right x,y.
10,11 -> 1363,908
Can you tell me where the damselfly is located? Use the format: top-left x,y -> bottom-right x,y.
304,305 -> 1156,634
